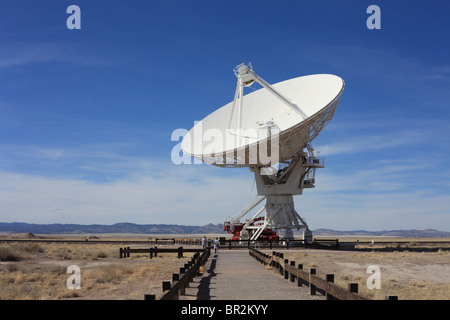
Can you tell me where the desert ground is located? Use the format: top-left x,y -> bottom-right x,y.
280,248 -> 450,300
0,235 -> 196,300
0,234 -> 449,300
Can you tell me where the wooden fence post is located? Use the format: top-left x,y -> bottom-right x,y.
309,268 -> 316,295
279,253 -> 284,276
290,261 -> 296,282
178,246 -> 183,258
348,283 -> 358,293
172,274 -> 180,300
297,264 -> 303,287
326,274 -> 335,300
348,283 -> 358,299
272,251 -> 276,267
284,259 -> 289,279
162,281 -> 171,292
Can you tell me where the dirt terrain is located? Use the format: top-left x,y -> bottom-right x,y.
1,235 -> 449,300
0,240 -> 191,300
280,248 -> 450,300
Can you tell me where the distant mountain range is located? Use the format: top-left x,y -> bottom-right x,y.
0,222 -> 449,237
0,222 -> 225,235
312,228 -> 450,238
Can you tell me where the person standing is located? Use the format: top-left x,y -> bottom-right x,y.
213,238 -> 219,254
201,236 -> 207,249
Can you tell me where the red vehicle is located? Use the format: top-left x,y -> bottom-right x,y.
224,217 -> 279,241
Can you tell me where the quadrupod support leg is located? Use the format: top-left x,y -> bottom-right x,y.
264,195 -> 313,243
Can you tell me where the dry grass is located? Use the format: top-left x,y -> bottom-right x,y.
2,237 -> 449,300
0,247 -> 21,262
282,249 -> 450,300
0,242 -> 196,300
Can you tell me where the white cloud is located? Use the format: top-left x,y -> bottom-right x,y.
294,159 -> 450,231
0,163 -> 254,226
1,156 -> 448,231
315,129 -> 428,157
0,130 -> 448,230
0,45 -> 59,69
298,190 -> 450,231
0,43 -> 114,70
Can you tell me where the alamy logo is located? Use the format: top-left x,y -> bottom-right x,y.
66,5 -> 81,30
366,265 -> 381,290
171,122 -> 280,167
67,265 -> 81,289
366,5 -> 381,30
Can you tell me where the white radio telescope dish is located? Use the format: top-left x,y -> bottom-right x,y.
182,63 -> 344,241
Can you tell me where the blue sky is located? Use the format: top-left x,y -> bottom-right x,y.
0,0 -> 449,231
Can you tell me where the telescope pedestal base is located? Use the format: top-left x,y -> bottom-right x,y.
283,229 -> 294,241
265,195 -> 310,241
303,228 -> 313,245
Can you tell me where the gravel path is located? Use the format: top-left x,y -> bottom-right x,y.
180,250 -> 324,300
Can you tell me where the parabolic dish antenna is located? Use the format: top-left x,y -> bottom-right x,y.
182,63 -> 344,241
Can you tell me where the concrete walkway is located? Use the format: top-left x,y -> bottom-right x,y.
180,250 -> 323,300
